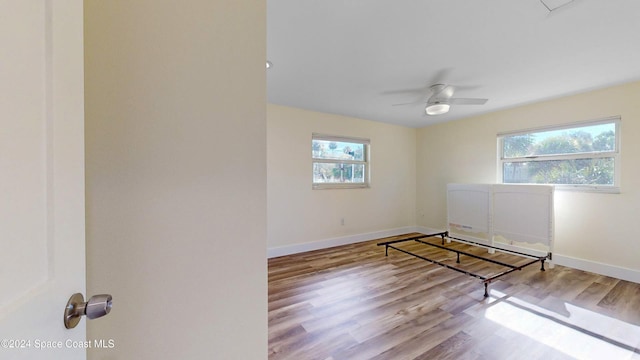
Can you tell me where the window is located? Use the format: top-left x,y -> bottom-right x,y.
498,117 -> 620,192
312,133 -> 370,189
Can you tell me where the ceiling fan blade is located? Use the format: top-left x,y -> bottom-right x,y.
392,100 -> 427,106
380,86 -> 429,96
449,98 -> 488,105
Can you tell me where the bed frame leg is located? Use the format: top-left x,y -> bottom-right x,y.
456,252 -> 460,264
385,245 -> 389,256
540,259 -> 546,271
484,283 -> 489,298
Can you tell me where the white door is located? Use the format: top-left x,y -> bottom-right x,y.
0,1 -> 87,359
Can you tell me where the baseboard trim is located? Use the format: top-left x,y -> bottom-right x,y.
268,226 -> 640,284
267,226 -> 420,258
554,254 -> 640,284
414,226 -> 447,235
419,228 -> 640,283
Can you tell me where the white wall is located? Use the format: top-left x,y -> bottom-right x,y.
417,80 -> 640,280
85,1 -> 266,358
267,104 -> 416,255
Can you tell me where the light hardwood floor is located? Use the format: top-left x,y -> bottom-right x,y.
268,233 -> 640,360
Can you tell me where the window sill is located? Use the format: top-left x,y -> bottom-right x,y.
554,185 -> 620,194
312,183 -> 370,190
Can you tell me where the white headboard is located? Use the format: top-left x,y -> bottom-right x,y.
446,183 -> 492,236
492,184 -> 554,247
446,183 -> 554,251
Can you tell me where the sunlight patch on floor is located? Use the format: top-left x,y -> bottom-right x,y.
485,290 -> 640,359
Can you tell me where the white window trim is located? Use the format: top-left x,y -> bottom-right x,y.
497,116 -> 621,193
312,133 -> 370,190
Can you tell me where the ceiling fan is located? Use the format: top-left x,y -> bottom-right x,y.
393,84 -> 488,115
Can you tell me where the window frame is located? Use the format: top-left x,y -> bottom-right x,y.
312,133 -> 370,190
497,116 -> 621,193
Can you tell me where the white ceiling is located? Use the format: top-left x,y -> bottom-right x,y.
267,0 -> 640,128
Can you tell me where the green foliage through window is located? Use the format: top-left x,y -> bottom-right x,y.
500,119 -> 619,188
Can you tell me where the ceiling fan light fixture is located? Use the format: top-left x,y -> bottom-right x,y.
425,103 -> 450,115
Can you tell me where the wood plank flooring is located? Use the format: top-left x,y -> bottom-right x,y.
268,233 -> 640,360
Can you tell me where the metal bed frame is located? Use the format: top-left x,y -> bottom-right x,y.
378,231 -> 550,297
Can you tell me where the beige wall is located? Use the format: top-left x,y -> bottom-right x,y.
268,104 -> 416,251
417,80 -> 640,275
85,1 -> 266,359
